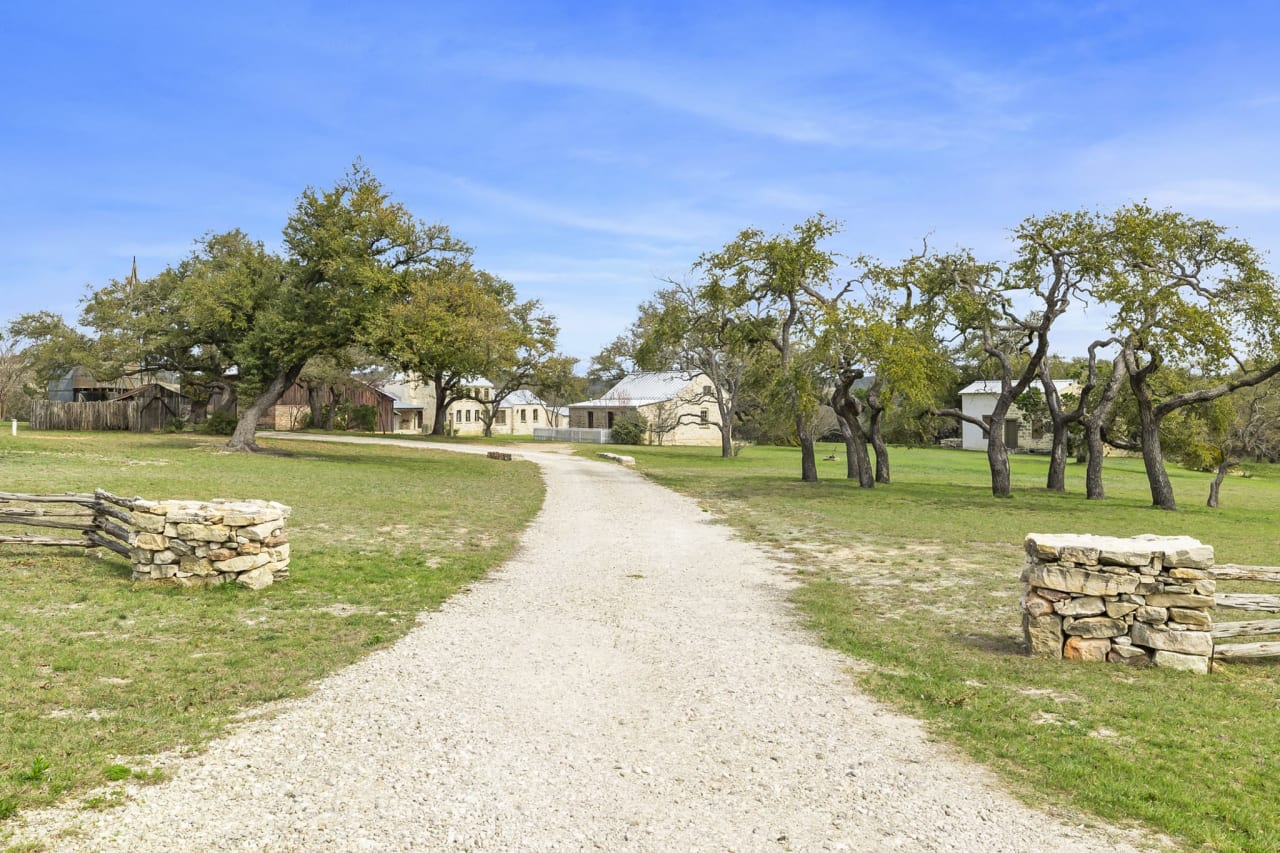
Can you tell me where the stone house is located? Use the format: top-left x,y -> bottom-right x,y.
567,371 -> 722,446
381,376 -> 564,435
958,379 -> 1080,452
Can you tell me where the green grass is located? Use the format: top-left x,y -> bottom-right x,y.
609,441 -> 1280,852
0,431 -> 543,828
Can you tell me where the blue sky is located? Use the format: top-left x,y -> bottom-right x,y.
3,1 -> 1279,365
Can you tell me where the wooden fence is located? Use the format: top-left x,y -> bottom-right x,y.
0,490 -> 135,558
30,400 -> 132,431
1211,563 -> 1280,662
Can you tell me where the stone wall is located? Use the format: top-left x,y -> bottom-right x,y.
1022,533 -> 1215,673
128,499 -> 291,589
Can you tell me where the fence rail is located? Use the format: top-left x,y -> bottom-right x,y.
1211,563 -> 1280,661
0,489 -> 136,557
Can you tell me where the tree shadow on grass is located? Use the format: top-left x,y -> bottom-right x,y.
952,630 -> 1025,657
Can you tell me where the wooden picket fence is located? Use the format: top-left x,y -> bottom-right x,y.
1211,563 -> 1280,662
0,490 -> 136,558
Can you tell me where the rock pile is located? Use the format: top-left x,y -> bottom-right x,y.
127,499 -> 292,589
1022,533 -> 1215,673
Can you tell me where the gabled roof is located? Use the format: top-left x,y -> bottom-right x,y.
498,389 -> 548,408
960,379 -> 1080,396
569,371 -> 706,409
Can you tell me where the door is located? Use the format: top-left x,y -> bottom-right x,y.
1004,418 -> 1019,449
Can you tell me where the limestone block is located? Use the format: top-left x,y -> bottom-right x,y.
207,548 -> 237,562
1063,617 -> 1127,638
1144,593 -> 1214,609
1056,596 -> 1105,617
1161,543 -> 1215,570
179,556 -> 216,576
130,548 -> 153,565
135,532 -> 168,551
1131,622 -> 1213,656
236,567 -> 274,590
1064,637 -> 1111,662
152,549 -> 177,565
264,533 -> 289,547
164,524 -> 179,537
213,552 -> 272,574
149,563 -> 177,580
1168,567 -> 1210,580
1105,600 -> 1140,619
1135,606 -> 1168,624
1194,579 -> 1216,596
1022,592 -> 1055,618
1108,645 -> 1150,665
267,543 -> 290,562
238,520 -> 284,542
1060,546 -> 1101,566
1152,650 -> 1210,673
167,539 -> 193,556
174,523 -> 231,542
237,541 -> 263,556
1023,564 -> 1139,597
1169,608 -> 1211,627
1023,613 -> 1063,658
131,512 -> 167,534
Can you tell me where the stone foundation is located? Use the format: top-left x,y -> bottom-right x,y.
1022,533 -> 1215,673
128,499 -> 291,589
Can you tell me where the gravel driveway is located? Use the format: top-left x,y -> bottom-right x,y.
12,436 -> 1144,851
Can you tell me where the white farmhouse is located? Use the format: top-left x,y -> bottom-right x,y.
567,371 -> 721,446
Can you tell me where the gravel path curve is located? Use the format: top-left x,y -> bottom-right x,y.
13,436 -> 1144,851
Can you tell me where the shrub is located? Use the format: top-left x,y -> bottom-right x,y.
160,417 -> 186,434
198,411 -> 238,435
342,403 -> 378,432
611,411 -> 647,445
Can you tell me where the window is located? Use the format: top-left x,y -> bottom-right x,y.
520,409 -> 527,423
607,411 -> 615,429
700,408 -> 708,425
532,409 -> 539,422
703,385 -> 713,396
465,409 -> 471,422
496,410 -> 506,425
587,411 -> 595,428
455,410 -> 462,423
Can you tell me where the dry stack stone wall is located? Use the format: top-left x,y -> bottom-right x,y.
1022,533 -> 1215,673
128,499 -> 291,589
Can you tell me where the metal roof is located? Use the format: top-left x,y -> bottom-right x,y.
568,371 -> 704,409
959,379 -> 1080,395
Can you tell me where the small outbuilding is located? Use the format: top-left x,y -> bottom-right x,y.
958,379 -> 1080,452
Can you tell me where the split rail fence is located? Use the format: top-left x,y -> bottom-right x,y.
0,490 -> 137,558
1211,563 -> 1280,662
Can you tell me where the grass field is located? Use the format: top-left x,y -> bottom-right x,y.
0,431 -> 543,830
610,442 -> 1280,852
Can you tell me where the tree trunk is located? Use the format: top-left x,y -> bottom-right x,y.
1207,459 -> 1230,508
1046,421 -> 1069,492
835,413 -> 873,487
718,400 -> 735,459
797,416 -> 818,482
868,404 -> 890,484
307,384 -> 325,428
1135,398 -> 1176,510
430,378 -> 449,435
226,364 -> 304,452
1084,424 -> 1106,500
986,400 -> 1013,498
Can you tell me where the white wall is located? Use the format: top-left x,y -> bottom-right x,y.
961,393 -> 998,450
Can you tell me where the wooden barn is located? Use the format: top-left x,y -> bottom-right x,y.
258,380 -> 395,433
